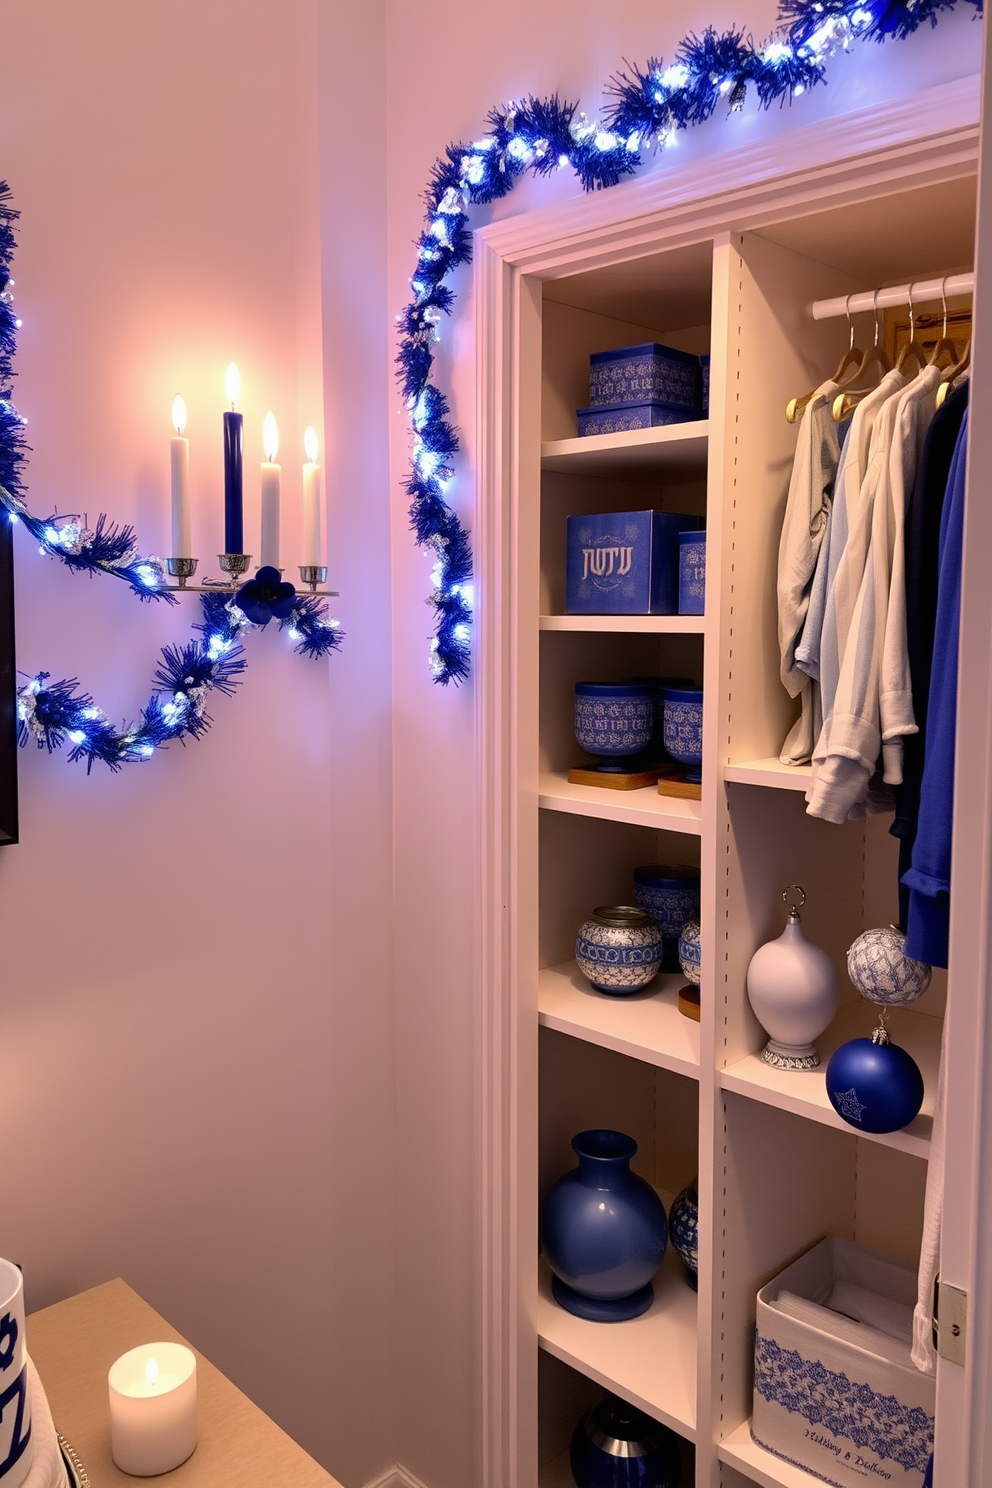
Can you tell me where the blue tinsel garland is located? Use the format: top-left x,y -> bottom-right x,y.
0,180 -> 344,772
397,0 -> 980,685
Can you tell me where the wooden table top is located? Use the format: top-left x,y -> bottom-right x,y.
28,1279 -> 343,1487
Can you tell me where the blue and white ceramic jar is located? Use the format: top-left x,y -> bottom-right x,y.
669,1181 -> 699,1291
627,676 -> 694,761
633,864 -> 701,972
847,927 -> 932,1006
576,906 -> 664,995
678,919 -> 701,987
570,1395 -> 682,1488
678,531 -> 706,616
540,1129 -> 668,1321
575,682 -> 654,771
662,688 -> 704,782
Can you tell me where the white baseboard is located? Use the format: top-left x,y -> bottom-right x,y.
362,1466 -> 432,1488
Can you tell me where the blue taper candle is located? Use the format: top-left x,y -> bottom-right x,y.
223,363 -> 244,554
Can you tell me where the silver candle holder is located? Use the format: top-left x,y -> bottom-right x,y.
299,565 -> 328,594
162,553 -> 337,596
166,557 -> 198,588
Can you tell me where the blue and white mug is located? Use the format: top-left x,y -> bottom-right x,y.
662,687 -> 704,782
633,864 -> 700,972
0,1260 -> 32,1488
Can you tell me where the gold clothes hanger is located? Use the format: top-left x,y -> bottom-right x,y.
786,294 -> 862,424
832,288 -> 893,422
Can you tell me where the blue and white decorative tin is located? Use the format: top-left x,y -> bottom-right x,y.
574,682 -> 654,769
0,1258 -> 32,1488
577,400 -> 703,437
565,511 -> 700,616
575,906 -> 664,995
662,687 -> 704,781
589,341 -> 701,409
678,531 -> 706,616
678,919 -> 702,986
847,928 -> 932,1006
633,863 -> 701,971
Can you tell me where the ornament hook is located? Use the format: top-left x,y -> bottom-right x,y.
782,883 -> 806,921
871,1006 -> 891,1046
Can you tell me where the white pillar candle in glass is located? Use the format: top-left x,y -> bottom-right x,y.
302,425 -> 322,566
260,412 -> 281,569
170,396 -> 192,560
108,1342 -> 197,1476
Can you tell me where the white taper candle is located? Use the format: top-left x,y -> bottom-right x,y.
170,396 -> 191,559
302,425 -> 322,566
260,412 -> 281,568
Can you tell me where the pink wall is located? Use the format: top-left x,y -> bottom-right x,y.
383,5 -> 980,1486
0,4 -> 394,1485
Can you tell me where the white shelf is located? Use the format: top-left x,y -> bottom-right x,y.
719,1420 -> 823,1487
539,962 -> 700,1078
540,614 -> 705,634
541,422 -> 709,479
724,758 -> 812,792
539,772 -> 703,834
538,1450 -> 574,1488
537,1247 -> 697,1441
720,1002 -> 940,1159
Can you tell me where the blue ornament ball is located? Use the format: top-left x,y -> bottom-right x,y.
825,1037 -> 925,1134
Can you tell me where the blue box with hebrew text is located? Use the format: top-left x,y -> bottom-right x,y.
566,510 -> 702,615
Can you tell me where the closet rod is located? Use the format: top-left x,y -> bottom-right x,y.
809,272 -> 974,321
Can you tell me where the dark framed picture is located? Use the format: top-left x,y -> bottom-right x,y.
0,513 -> 18,845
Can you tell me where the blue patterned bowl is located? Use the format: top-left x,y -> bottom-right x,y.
575,682 -> 654,771
633,864 -> 700,972
847,927 -> 932,1006
576,907 -> 664,995
662,688 -> 704,782
669,1181 -> 699,1291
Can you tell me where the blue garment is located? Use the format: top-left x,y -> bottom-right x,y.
902,407 -> 969,968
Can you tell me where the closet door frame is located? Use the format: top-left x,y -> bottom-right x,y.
473,75 -> 984,1487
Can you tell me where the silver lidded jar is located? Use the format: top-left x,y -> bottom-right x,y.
575,906 -> 664,996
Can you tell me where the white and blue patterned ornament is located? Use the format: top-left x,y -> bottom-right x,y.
847,927 -> 932,1006
575,906 -> 664,995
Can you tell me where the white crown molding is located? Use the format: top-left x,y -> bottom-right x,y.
362,1466 -> 432,1488
477,73 -> 980,276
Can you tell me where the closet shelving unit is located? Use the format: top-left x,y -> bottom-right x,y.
475,76 -> 986,1488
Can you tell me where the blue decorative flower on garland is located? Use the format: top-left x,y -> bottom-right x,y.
397,0 -> 980,683
236,565 -> 297,625
0,180 -> 344,774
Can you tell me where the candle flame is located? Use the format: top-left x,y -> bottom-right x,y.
225,362 -> 241,408
304,426 -> 318,464
145,1359 -> 160,1387
172,395 -> 187,436
263,412 -> 279,463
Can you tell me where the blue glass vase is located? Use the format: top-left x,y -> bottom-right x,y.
575,682 -> 654,773
633,865 -> 700,972
540,1130 -> 668,1322
661,688 -> 704,783
570,1395 -> 682,1488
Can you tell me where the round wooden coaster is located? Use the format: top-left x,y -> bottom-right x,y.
678,984 -> 701,1021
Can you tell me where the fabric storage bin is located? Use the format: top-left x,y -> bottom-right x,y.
752,1237 -> 935,1488
589,342 -> 700,408
576,400 -> 704,437
566,510 -> 700,615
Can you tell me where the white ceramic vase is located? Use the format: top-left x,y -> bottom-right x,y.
746,902 -> 839,1070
